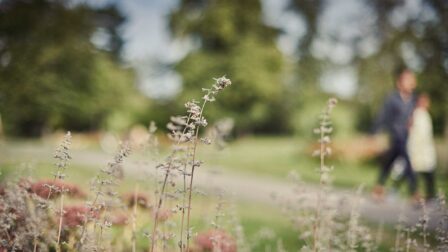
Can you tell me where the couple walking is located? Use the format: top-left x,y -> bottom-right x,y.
371,67 -> 437,203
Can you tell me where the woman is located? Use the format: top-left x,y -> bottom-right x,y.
408,93 -> 437,200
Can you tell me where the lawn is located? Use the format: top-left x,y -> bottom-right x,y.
0,160 -> 322,251
201,136 -> 380,189
200,136 -> 448,195
2,135 -> 446,195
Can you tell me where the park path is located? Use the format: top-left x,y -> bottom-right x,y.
1,141 -> 446,230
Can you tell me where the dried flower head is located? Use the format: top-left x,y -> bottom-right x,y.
213,76 -> 232,91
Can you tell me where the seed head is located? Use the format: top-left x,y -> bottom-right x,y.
213,76 -> 232,91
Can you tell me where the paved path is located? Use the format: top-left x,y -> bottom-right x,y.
1,141 -> 446,230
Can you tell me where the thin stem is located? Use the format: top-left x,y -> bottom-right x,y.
150,115 -> 192,252
313,125 -> 325,252
394,225 -> 401,252
185,101 -> 207,252
78,179 -> 103,247
375,221 -> 384,250
98,225 -> 104,250
179,143 -> 193,251
26,192 -> 39,252
132,185 -> 139,252
57,192 -> 64,246
33,239 -> 38,252
405,230 -> 410,252
150,170 -> 170,251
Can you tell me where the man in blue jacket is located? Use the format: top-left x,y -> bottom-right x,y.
371,67 -> 418,202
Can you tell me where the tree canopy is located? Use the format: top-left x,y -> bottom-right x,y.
0,0 -> 139,136
169,0 -> 291,134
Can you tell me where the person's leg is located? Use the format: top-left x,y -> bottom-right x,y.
399,141 -> 417,197
392,173 -> 404,191
422,171 -> 436,200
378,144 -> 399,186
373,143 -> 399,201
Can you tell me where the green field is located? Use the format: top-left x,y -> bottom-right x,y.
1,136 -> 443,251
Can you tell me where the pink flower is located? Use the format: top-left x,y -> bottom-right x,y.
195,229 -> 237,252
110,212 -> 129,226
29,179 -> 86,199
62,205 -> 100,228
152,208 -> 173,223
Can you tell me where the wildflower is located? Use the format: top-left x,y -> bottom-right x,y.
62,205 -> 100,229
29,179 -> 86,199
110,212 -> 129,226
213,76 -> 232,91
62,205 -> 88,228
185,101 -> 201,116
195,229 -> 236,252
53,131 -> 72,180
152,208 -> 173,223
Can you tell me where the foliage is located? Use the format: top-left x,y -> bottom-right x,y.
0,0 -> 142,136
289,0 -> 448,136
354,0 -> 448,135
169,0 -> 291,134
1,97 -> 447,251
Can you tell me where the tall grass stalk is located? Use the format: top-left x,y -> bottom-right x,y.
312,98 -> 337,252
149,76 -> 231,252
149,114 -> 192,252
184,77 -> 231,252
179,138 -> 193,251
132,184 -> 139,252
78,143 -> 130,250
49,132 -> 72,251
184,101 -> 206,252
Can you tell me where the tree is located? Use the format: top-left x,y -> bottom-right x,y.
0,0 -> 137,136
169,0 -> 290,134
288,0 -> 448,135
355,0 -> 448,135
289,0 -> 325,89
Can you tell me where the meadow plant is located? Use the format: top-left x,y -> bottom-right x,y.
280,98 -> 378,252
228,203 -> 249,252
50,132 -> 72,247
77,142 -> 131,250
0,182 -> 54,251
417,199 -> 430,251
311,98 -> 337,251
2,133 -> 70,251
148,76 -> 231,252
3,81 -> 448,252
195,229 -> 237,252
436,191 -> 448,251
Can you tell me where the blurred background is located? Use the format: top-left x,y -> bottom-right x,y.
1,0 -> 447,173
0,0 -> 446,135
1,1 -> 448,250
1,0 -> 448,193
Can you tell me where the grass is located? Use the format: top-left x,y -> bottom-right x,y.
200,136 -> 448,195
1,133 -> 446,251
200,136 -> 378,186
0,156 -> 398,252
0,160 -> 320,251
3,135 -> 446,195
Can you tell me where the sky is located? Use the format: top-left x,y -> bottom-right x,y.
84,0 -> 426,99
